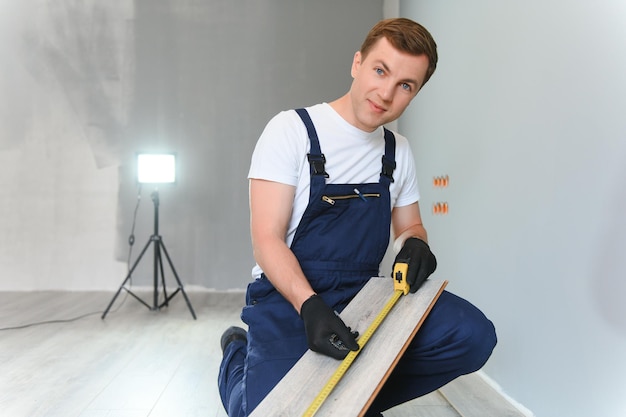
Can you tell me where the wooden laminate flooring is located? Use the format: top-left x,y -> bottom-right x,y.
0,289 -> 527,417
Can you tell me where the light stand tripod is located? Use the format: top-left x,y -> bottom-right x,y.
102,189 -> 196,320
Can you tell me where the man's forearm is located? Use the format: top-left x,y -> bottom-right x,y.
253,239 -> 315,314
393,224 -> 429,253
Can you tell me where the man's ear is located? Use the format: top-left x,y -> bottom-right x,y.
351,51 -> 362,78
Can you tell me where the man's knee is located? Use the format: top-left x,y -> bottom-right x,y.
414,291 -> 497,371
463,308 -> 497,372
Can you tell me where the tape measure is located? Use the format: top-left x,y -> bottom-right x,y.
302,262 -> 410,417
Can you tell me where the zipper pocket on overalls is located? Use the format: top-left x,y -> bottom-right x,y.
321,189 -> 381,205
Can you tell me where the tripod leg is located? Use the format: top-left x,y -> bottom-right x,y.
152,236 -> 160,310
101,279 -> 127,320
102,238 -> 153,319
159,239 -> 197,320
156,242 -> 169,307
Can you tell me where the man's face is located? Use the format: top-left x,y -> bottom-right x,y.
348,37 -> 430,132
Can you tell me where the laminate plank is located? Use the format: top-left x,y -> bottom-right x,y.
385,391 -> 461,417
249,278 -> 447,417
439,373 -> 527,417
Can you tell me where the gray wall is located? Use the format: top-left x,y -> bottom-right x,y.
0,0 -> 382,290
401,1 -> 626,416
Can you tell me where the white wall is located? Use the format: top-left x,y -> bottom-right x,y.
400,1 -> 626,416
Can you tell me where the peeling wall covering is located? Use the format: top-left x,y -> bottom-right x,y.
0,0 -> 382,290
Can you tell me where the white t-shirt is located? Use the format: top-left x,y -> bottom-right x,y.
248,103 -> 421,278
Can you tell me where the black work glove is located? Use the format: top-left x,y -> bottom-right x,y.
393,238 -> 437,293
300,295 -> 359,360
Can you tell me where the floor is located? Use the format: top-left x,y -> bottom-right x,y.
0,289 -> 528,417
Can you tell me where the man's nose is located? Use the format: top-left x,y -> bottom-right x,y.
379,80 -> 394,102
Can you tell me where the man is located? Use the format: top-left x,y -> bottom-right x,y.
218,18 -> 497,417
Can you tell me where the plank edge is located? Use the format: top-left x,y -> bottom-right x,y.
358,280 -> 448,416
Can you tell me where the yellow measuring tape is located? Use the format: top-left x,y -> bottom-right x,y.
302,262 -> 410,417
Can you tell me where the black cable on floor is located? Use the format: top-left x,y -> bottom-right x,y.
0,185 -> 145,331
0,311 -> 102,331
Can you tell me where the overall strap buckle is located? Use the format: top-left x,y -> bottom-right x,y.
381,156 -> 396,183
308,153 -> 329,178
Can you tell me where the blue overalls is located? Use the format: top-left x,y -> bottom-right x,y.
218,109 -> 497,417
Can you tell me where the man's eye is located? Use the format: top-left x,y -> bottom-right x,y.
401,83 -> 411,91
376,68 -> 384,75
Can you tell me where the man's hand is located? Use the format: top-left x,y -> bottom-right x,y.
300,295 -> 359,360
393,237 -> 437,293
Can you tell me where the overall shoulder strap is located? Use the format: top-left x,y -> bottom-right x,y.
380,127 -> 396,184
295,108 -> 329,179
